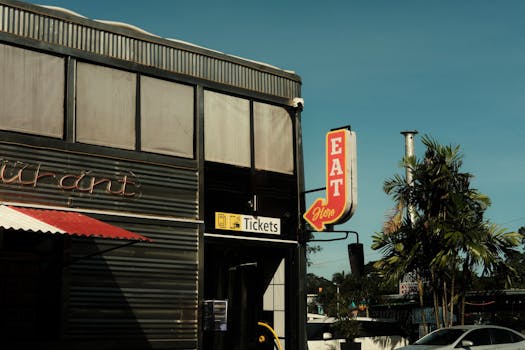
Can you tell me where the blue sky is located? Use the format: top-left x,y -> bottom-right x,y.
38,0 -> 525,279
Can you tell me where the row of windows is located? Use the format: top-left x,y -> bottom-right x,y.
204,91 -> 294,174
0,43 -> 294,174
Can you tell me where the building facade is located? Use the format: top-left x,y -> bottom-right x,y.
0,1 -> 306,349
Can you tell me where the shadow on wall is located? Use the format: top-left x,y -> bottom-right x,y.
0,229 -> 150,350
61,235 -> 151,350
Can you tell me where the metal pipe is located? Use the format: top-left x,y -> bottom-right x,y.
400,130 -> 418,183
336,284 -> 340,317
401,130 -> 418,225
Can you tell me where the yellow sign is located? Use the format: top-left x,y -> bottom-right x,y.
215,212 -> 242,231
215,212 -> 280,235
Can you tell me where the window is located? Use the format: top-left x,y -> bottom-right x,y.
463,329 -> 491,346
76,62 -> 136,150
204,90 -> 250,167
492,328 -> 524,344
415,329 -> 466,345
0,43 -> 64,138
141,76 -> 194,158
204,91 -> 294,173
254,102 -> 293,174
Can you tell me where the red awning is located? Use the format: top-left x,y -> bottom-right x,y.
0,205 -> 150,242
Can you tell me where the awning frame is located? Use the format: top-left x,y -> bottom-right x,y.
63,240 -> 140,267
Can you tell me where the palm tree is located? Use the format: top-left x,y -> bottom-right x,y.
373,135 -> 523,331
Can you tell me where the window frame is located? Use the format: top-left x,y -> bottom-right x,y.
73,60 -> 197,160
203,89 -> 296,175
75,61 -> 137,151
139,74 -> 195,158
0,42 -> 65,139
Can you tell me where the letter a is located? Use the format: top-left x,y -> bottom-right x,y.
329,158 -> 343,176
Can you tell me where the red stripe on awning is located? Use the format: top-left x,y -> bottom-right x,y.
6,206 -> 151,242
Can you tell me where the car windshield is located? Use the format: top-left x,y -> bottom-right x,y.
414,329 -> 467,345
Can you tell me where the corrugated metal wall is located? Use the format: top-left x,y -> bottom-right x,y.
0,142 -> 198,219
0,142 -> 200,348
66,219 -> 198,349
0,1 -> 301,100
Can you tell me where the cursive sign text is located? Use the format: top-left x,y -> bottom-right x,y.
0,159 -> 139,197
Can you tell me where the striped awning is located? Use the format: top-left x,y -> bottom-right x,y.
0,205 -> 150,242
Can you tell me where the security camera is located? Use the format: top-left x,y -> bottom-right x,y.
292,97 -> 304,109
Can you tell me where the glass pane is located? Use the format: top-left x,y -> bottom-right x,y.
463,329 -> 491,346
0,43 -> 64,138
415,329 -> 465,345
76,62 -> 136,150
492,329 -> 516,344
141,76 -> 194,158
204,90 -> 250,167
254,102 -> 293,174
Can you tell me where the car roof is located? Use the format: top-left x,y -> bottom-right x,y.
449,325 -> 510,329
441,325 -> 522,333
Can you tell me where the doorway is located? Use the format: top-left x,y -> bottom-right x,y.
203,241 -> 284,350
0,230 -> 62,342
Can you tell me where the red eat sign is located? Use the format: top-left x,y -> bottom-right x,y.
303,129 -> 357,231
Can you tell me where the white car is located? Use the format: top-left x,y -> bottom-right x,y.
399,325 -> 525,350
307,314 -> 409,350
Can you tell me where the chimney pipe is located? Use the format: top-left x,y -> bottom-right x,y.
400,130 -> 418,225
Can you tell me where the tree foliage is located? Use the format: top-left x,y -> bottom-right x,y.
307,264 -> 397,316
372,135 -> 523,330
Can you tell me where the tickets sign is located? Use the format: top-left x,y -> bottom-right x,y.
303,129 -> 357,231
215,212 -> 281,235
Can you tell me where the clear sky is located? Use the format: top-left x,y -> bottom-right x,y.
36,0 -> 525,279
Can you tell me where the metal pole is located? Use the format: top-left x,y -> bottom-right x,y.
400,130 -> 418,225
336,284 -> 340,317
401,131 -> 428,336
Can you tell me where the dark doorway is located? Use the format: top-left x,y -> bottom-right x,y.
203,240 -> 284,350
0,229 -> 62,341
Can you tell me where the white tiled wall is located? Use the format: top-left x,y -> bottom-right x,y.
263,259 -> 286,348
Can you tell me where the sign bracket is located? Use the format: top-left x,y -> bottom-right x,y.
302,187 -> 326,195
308,230 -> 359,243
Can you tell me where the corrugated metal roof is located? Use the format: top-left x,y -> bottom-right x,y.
0,1 -> 301,100
0,205 -> 150,241
0,204 -> 63,233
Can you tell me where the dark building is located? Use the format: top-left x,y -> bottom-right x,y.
0,1 -> 306,349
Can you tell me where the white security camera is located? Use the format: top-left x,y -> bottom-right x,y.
292,97 -> 304,109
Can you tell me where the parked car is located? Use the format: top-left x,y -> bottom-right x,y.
399,325 -> 525,350
307,313 -> 409,350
